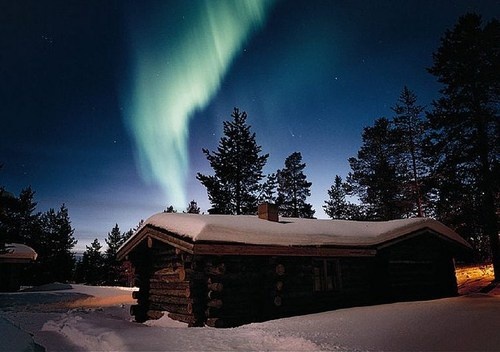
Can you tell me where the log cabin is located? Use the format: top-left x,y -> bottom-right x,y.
0,243 -> 38,291
117,204 -> 471,327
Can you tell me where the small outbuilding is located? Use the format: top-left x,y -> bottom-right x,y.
117,205 -> 470,327
0,243 -> 38,292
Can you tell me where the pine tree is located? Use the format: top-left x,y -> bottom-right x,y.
133,219 -> 144,233
19,188 -> 41,245
0,189 -> 20,246
348,118 -> 407,220
105,224 -> 123,259
323,175 -> 363,220
0,166 -> 38,251
122,228 -> 134,242
0,187 -> 39,246
122,219 -> 144,242
186,200 -> 201,214
427,13 -> 499,277
259,173 -> 278,204
197,108 -> 269,215
104,224 -> 124,285
277,152 -> 315,218
165,205 -> 177,213
391,86 -> 429,217
76,238 -> 105,285
0,193 -> 13,252
29,205 -> 77,284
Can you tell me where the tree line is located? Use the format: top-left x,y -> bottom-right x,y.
196,108 -> 315,218
73,223 -> 136,286
1,186 -> 77,284
0,183 -> 140,286
0,13 -> 497,284
195,14 -> 499,278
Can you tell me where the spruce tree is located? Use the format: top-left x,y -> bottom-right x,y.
323,175 -> 363,220
186,200 -> 201,214
0,188 -> 20,246
77,238 -> 105,285
391,86 -> 429,217
104,224 -> 124,285
133,219 -> 144,233
105,224 -> 123,258
197,108 -> 269,215
0,187 -> 39,246
0,166 -> 38,251
348,118 -> 407,220
30,205 -> 77,284
277,152 -> 315,218
165,205 -> 177,213
427,13 -> 499,277
15,187 -> 39,244
122,228 -> 134,242
0,195 -> 12,253
259,173 -> 278,204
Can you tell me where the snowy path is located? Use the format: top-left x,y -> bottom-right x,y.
1,284 -> 500,351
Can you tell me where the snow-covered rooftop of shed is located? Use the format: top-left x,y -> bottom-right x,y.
0,243 -> 38,261
139,213 -> 470,248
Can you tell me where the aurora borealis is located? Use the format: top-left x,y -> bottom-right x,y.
2,1 -> 498,251
124,1 -> 276,208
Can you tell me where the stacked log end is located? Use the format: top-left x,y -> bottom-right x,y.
267,258 -> 322,318
133,253 -> 297,327
204,256 -> 275,328
130,245 -> 323,327
273,263 -> 285,308
130,240 -> 206,326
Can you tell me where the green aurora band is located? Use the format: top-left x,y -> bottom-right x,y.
125,1 -> 275,208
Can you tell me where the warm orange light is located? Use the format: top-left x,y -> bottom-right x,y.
455,264 -> 494,295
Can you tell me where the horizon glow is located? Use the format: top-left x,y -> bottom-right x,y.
124,1 -> 275,208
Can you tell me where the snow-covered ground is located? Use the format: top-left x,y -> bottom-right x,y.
1,281 -> 499,351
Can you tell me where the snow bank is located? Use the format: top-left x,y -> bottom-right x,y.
2,283 -> 500,351
42,311 -> 129,351
144,312 -> 188,328
41,310 -> 321,351
255,295 -> 500,351
0,316 -> 43,352
21,282 -> 73,291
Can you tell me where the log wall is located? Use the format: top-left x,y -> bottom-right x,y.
129,240 -> 207,326
377,233 -> 458,301
130,246 -> 381,327
128,231 -> 460,327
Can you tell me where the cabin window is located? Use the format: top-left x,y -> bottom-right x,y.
313,259 -> 340,292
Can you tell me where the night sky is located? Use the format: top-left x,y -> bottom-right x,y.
2,1 -> 498,252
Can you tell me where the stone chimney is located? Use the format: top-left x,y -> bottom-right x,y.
258,202 -> 279,222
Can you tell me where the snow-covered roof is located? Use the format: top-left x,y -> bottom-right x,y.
0,243 -> 38,262
119,213 -> 470,256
